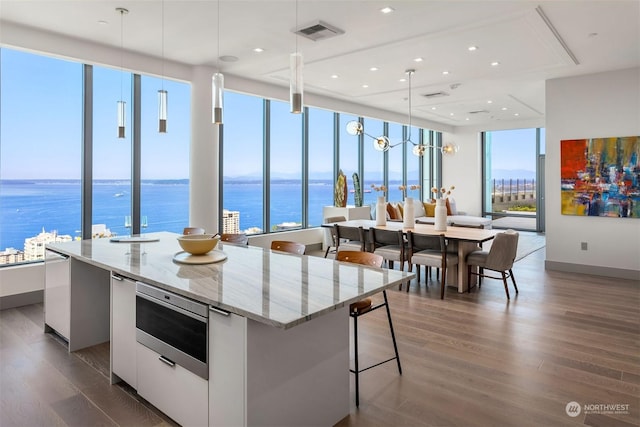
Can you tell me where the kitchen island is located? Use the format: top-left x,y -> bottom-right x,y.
45,232 -> 413,427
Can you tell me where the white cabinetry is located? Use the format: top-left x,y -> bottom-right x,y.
110,274 -> 136,388
137,343 -> 208,427
209,308 -> 247,427
44,249 -> 70,340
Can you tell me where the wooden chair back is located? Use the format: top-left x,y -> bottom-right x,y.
336,251 -> 383,268
271,240 -> 306,255
220,233 -> 249,245
183,227 -> 205,235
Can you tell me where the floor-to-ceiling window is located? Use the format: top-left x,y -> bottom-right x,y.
307,107 -> 335,227
140,75 -> 190,234
338,114 -> 360,206
483,128 -> 542,231
92,65 -> 132,237
387,122 -> 404,201
222,92 -> 265,234
269,100 -> 303,231
362,118 -> 385,206
0,48 -> 82,263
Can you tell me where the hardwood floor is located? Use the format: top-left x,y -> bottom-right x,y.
1,245 -> 638,427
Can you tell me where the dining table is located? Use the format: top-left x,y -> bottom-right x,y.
324,219 -> 499,292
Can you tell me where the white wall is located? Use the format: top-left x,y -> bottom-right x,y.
441,130 -> 483,216
545,68 -> 640,278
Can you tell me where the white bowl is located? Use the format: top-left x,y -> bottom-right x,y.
177,234 -> 220,255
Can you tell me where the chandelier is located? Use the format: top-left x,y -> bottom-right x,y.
346,69 -> 458,157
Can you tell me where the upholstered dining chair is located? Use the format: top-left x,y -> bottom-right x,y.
270,240 -> 306,255
466,230 -> 519,299
336,251 -> 402,408
406,231 -> 459,299
323,216 -> 347,257
370,228 -> 408,273
333,223 -> 367,254
220,233 -> 249,245
183,227 -> 205,235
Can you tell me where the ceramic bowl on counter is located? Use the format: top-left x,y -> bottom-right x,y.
177,234 -> 220,255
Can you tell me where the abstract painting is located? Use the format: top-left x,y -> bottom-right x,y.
561,136 -> 640,217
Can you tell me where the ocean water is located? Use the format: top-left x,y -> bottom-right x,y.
1,179 -> 382,251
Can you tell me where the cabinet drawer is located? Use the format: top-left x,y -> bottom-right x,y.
137,343 -> 208,427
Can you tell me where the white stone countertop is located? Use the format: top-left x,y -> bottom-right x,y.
46,232 -> 414,329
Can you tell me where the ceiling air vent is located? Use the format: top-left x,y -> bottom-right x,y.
294,20 -> 345,41
468,110 -> 490,114
421,91 -> 449,99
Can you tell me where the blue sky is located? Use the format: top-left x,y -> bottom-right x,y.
1,47 -> 537,180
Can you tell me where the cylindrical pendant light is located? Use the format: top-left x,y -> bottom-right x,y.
212,0 -> 224,125
116,7 -> 128,139
117,100 -> 126,138
212,72 -> 224,124
290,52 -> 303,114
158,90 -> 168,132
158,0 -> 168,133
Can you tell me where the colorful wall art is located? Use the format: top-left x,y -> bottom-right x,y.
561,136 -> 640,218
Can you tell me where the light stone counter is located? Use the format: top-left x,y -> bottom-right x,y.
47,231 -> 413,329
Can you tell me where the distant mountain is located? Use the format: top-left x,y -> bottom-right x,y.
490,169 -> 536,180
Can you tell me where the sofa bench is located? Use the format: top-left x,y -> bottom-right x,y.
383,198 -> 493,229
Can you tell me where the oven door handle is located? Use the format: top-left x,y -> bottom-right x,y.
159,355 -> 176,367
136,291 -> 207,322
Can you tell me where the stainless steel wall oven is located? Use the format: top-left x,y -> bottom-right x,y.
135,282 -> 208,379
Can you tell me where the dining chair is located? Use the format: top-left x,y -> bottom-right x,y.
183,227 -> 205,235
220,233 -> 249,245
336,251 -> 402,408
466,230 -> 519,299
323,216 -> 347,257
370,227 -> 408,272
406,231 -> 459,299
333,223 -> 367,254
270,240 -> 306,255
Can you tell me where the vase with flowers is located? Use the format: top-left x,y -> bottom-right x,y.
371,184 -> 387,226
399,184 -> 420,228
431,185 -> 455,231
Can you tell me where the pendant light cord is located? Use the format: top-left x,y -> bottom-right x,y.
407,70 -> 413,143
295,0 -> 298,55
217,0 -> 220,72
120,9 -> 124,100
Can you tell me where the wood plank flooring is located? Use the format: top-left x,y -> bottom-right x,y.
1,244 -> 638,427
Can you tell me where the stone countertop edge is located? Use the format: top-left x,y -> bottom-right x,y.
46,235 -> 414,330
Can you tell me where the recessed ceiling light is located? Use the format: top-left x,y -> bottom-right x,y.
219,55 -> 239,62
431,107 -> 437,110
362,84 -> 369,88
399,78 -> 406,82
331,74 -> 339,79
450,113 -> 454,116
487,100 -> 493,104
98,20 -> 108,25
468,46 -> 478,51
370,67 -> 378,71
253,48 -> 264,53
380,6 -> 395,14
442,70 -> 449,75
491,61 -> 500,66
414,57 -> 423,62
514,113 -> 520,116
465,118 -> 470,121
501,107 -> 508,111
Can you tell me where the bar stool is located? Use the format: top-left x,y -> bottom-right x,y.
336,250 -> 402,407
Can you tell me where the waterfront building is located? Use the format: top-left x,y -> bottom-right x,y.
222,210 -> 240,234
24,229 -> 72,261
0,248 -> 25,265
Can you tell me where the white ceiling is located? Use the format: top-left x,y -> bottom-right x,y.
1,0 -> 639,130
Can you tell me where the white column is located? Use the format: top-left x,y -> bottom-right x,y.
190,66 -> 219,233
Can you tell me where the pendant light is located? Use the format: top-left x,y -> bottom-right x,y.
158,0 -> 168,133
290,0 -> 303,114
212,0 -> 224,124
116,7 -> 128,139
